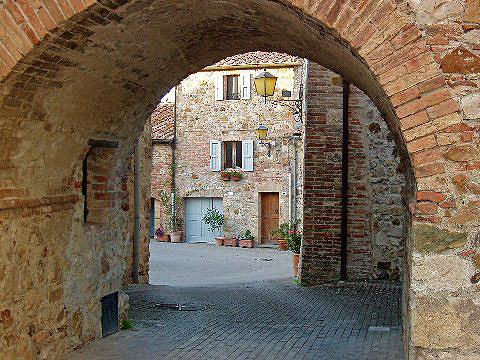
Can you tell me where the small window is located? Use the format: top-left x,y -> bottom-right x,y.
225,75 -> 240,100
223,141 -> 242,169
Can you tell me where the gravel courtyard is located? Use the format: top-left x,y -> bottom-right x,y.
65,242 -> 403,360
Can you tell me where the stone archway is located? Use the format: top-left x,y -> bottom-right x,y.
0,1 -> 478,359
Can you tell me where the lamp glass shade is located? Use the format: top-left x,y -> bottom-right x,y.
253,70 -> 277,97
256,125 -> 268,140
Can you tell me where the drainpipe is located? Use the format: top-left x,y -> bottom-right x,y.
293,138 -> 298,222
133,140 -> 140,284
171,87 -> 178,227
340,80 -> 350,282
172,86 -> 177,192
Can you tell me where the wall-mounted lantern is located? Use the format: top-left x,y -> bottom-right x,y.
253,68 -> 303,125
255,123 -> 272,157
255,124 -> 268,140
253,69 -> 277,104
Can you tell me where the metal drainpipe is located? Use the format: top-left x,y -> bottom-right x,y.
172,86 -> 177,190
340,80 -> 350,282
171,87 -> 177,224
293,138 -> 297,222
133,140 -> 140,284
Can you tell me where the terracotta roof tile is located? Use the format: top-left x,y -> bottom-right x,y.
214,51 -> 300,67
151,103 -> 174,140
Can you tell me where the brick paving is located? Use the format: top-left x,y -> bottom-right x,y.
66,245 -> 403,359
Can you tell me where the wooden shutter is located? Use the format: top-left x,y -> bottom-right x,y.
215,74 -> 224,100
210,140 -> 221,171
242,140 -> 254,171
240,73 -> 251,100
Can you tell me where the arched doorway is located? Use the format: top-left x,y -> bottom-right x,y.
0,1 -> 477,359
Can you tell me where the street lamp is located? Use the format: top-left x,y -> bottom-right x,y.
253,68 -> 303,126
253,69 -> 277,104
255,123 -> 272,157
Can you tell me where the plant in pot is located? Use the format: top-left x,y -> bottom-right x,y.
154,227 -> 170,242
220,169 -> 231,181
286,223 -> 302,277
272,223 -> 289,251
230,169 -> 243,181
160,190 -> 184,243
239,230 -> 255,248
203,207 -> 225,247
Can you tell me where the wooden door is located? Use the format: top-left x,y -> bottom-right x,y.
261,193 -> 279,244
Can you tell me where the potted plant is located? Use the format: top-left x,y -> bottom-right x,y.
220,169 -> 231,181
272,223 -> 289,251
168,213 -> 183,243
286,223 -> 302,277
239,230 -> 255,248
160,190 -> 184,243
155,227 -> 170,242
203,207 -> 225,247
223,237 -> 238,247
230,170 -> 243,181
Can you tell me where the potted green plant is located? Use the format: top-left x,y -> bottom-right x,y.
286,223 -> 302,277
230,170 -> 243,181
155,227 -> 170,242
160,190 -> 184,243
220,169 -> 231,181
223,237 -> 238,247
272,223 -> 289,251
239,230 -> 255,248
203,207 -> 225,246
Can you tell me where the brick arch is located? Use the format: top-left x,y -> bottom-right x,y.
0,1 -> 476,359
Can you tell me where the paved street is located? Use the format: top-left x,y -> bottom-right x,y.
149,242 -> 291,286
65,243 -> 403,360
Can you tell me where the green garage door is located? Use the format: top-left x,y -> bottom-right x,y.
185,198 -> 223,244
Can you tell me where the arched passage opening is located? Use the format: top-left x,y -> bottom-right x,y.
1,1 -> 477,359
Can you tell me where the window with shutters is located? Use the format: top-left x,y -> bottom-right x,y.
223,141 -> 242,169
215,73 -> 250,101
225,75 -> 240,100
210,140 -> 254,172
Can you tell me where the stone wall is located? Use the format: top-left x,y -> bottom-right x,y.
151,143 -> 173,232
174,63 -> 305,241
127,122 -> 152,284
301,63 -> 406,283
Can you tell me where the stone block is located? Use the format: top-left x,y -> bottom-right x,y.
412,224 -> 467,253
411,296 -> 480,350
462,94 -> 480,120
118,290 -> 129,326
412,254 -> 473,292
441,46 -> 480,74
465,0 -> 480,23
444,144 -> 480,162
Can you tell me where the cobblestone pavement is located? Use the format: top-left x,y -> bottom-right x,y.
66,244 -> 403,360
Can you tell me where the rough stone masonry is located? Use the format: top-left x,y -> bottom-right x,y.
0,1 -> 479,359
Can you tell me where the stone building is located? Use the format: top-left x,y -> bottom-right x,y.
151,53 -> 406,280
152,52 -> 306,244
1,1 -> 480,359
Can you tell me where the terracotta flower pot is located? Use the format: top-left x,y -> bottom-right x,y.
156,234 -> 170,242
232,176 -> 241,181
292,253 -> 300,277
170,231 -> 183,243
223,237 -> 238,247
239,239 -> 254,248
278,239 -> 287,251
215,237 -> 224,247
221,175 -> 230,181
